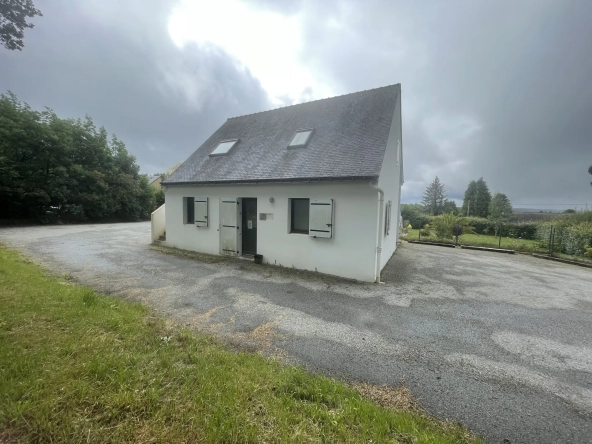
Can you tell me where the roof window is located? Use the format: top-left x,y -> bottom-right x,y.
210,139 -> 239,156
288,129 -> 314,148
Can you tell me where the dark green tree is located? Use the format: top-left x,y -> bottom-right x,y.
474,177 -> 492,218
152,162 -> 182,208
0,92 -> 153,222
489,193 -> 513,220
0,0 -> 42,50
421,176 -> 447,216
488,193 -> 513,235
442,199 -> 459,215
461,180 -> 477,216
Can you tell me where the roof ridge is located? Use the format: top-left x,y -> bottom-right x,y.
227,83 -> 400,121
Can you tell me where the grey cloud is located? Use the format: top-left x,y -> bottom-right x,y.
2,0 -> 592,209
0,0 -> 272,173
295,0 -> 592,207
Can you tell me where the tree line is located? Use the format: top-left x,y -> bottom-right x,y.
419,176 -> 512,220
0,92 -> 156,223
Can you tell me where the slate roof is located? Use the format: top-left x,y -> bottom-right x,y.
148,174 -> 161,184
164,84 -> 400,185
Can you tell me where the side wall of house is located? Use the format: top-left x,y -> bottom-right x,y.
164,182 -> 379,281
377,88 -> 403,269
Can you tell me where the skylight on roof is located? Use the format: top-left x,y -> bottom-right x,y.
210,139 -> 239,156
288,129 -> 313,148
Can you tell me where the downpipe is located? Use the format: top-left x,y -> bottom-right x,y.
369,182 -> 384,283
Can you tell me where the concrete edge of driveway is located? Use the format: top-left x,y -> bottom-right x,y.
460,245 -> 516,254
532,253 -> 592,269
407,240 -> 455,248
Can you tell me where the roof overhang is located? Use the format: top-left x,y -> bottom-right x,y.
162,175 -> 379,187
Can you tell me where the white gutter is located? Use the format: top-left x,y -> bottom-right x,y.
369,182 -> 384,283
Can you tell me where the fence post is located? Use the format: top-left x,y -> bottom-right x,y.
550,227 -> 554,257
549,227 -> 552,256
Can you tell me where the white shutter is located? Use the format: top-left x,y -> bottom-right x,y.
309,198 -> 333,238
385,200 -> 392,235
220,198 -> 238,255
194,198 -> 208,227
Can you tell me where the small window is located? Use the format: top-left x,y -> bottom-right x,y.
290,198 -> 310,234
210,139 -> 239,156
183,197 -> 194,224
288,129 -> 313,147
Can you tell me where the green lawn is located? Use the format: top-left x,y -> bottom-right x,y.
0,245 -> 481,443
405,229 -> 542,252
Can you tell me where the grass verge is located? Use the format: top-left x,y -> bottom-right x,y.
0,245 -> 481,443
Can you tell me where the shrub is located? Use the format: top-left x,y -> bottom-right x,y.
504,222 -> 538,240
463,217 -> 538,239
430,212 -> 475,241
536,219 -> 592,256
585,248 -> 592,259
401,204 -> 431,229
432,217 -> 453,240
463,217 -> 492,235
419,224 -> 432,238
563,223 -> 592,256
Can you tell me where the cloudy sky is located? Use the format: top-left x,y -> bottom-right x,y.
1,0 -> 591,209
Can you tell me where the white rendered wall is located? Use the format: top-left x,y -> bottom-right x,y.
164,182 -> 379,281
377,89 -> 403,269
151,203 -> 166,242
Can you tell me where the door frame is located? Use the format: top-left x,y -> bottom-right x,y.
240,197 -> 257,256
219,197 -> 240,256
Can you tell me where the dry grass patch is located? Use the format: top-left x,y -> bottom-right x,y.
353,382 -> 423,414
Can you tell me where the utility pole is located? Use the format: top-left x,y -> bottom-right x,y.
467,200 -> 470,217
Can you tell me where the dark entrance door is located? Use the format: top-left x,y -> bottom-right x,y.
241,198 -> 257,255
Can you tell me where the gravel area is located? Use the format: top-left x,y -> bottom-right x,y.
1,222 -> 591,444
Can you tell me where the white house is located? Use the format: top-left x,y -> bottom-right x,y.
157,84 -> 403,282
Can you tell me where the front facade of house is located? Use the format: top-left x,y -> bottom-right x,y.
161,84 -> 403,282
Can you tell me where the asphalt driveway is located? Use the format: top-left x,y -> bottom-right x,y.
1,222 -> 591,443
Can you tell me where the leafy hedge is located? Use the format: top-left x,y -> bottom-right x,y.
437,217 -> 539,240
537,212 -> 592,256
401,204 -> 431,229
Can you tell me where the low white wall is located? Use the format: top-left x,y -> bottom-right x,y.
151,203 -> 166,242
164,182 -> 380,281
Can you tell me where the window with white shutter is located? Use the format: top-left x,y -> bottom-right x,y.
194,198 -> 208,227
183,197 -> 194,224
290,198 -> 309,234
309,199 -> 333,238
